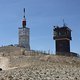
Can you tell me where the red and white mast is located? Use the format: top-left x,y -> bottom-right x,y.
22,8 -> 26,28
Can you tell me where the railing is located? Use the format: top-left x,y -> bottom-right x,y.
53,35 -> 72,40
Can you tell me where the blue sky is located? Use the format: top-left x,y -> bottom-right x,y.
0,0 -> 80,54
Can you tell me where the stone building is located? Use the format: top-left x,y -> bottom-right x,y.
18,8 -> 30,50
53,23 -> 72,56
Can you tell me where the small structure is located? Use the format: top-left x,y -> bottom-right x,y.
53,23 -> 72,56
18,8 -> 30,50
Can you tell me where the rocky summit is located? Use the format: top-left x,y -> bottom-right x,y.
0,46 -> 80,80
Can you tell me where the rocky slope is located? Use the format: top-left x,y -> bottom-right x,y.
0,46 -> 80,80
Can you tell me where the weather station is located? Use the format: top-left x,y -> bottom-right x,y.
18,8 -> 30,50
53,21 -> 72,56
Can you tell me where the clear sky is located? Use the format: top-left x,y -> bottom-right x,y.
0,0 -> 80,54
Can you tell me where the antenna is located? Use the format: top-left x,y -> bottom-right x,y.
23,8 -> 25,18
22,8 -> 26,28
63,19 -> 66,27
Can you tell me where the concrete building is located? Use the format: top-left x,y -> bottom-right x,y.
18,8 -> 30,50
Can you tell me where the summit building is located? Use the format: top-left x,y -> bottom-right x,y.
53,23 -> 72,56
18,8 -> 30,50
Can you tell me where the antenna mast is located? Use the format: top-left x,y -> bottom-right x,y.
63,19 -> 66,27
22,8 -> 26,28
23,8 -> 25,18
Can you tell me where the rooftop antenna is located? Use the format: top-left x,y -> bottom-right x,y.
63,19 -> 66,27
23,8 -> 25,18
22,8 -> 26,28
